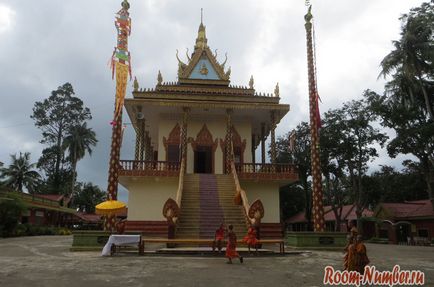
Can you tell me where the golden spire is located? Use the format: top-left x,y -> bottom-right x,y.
195,8 -> 208,50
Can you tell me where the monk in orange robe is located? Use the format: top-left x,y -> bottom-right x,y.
346,235 -> 370,274
213,223 -> 225,253
226,224 -> 243,264
243,225 -> 259,254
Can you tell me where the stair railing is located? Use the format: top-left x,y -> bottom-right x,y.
229,140 -> 264,228
230,159 -> 253,226
174,155 -> 186,220
162,155 -> 186,237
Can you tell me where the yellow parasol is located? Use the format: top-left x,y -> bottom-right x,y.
95,200 -> 127,215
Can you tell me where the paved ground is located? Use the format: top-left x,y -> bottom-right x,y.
0,236 -> 433,287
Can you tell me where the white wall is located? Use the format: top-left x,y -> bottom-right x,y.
241,181 -> 280,223
124,178 -> 178,221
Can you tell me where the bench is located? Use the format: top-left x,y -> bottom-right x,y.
140,238 -> 285,254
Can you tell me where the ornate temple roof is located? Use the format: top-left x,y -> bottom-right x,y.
175,19 -> 231,86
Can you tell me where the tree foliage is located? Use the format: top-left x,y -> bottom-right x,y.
31,83 -> 93,194
72,183 -> 106,213
63,123 -> 98,195
370,1 -> 434,200
0,152 -> 41,193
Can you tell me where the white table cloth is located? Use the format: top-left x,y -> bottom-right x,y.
101,234 -> 141,256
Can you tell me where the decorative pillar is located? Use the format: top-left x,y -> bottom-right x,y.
261,123 -> 266,165
251,134 -> 256,164
145,132 -> 152,161
270,110 -> 277,164
225,109 -> 233,173
105,0 -> 132,231
181,107 -> 190,165
305,6 -> 325,232
134,119 -> 145,161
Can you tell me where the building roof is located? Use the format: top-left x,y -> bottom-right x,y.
377,200 -> 434,219
286,204 -> 373,224
74,212 -> 102,223
34,194 -> 64,202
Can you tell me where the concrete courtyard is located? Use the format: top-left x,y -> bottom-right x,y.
0,236 -> 432,287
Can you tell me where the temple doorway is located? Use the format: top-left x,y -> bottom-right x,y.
194,145 -> 212,173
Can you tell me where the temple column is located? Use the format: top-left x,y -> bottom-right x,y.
270,110 -> 277,164
225,109 -> 233,174
261,123 -> 266,165
135,119 -> 145,161
181,107 -> 190,166
145,132 -> 152,161
251,134 -> 256,164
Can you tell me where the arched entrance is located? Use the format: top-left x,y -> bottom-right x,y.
189,124 -> 218,174
163,123 -> 181,162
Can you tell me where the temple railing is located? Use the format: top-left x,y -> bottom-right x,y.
235,163 -> 298,181
119,160 -> 180,177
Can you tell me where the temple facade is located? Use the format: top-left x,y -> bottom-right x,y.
119,20 -> 298,239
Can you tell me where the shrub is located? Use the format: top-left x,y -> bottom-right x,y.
0,193 -> 27,237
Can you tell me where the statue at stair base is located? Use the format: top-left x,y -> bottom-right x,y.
162,198 -> 179,239
247,199 -> 265,244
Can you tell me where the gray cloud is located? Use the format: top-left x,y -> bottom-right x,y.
0,0 -> 424,202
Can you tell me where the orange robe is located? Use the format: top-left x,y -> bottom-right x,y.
215,228 -> 225,241
346,242 -> 369,274
225,231 -> 239,258
243,227 -> 258,246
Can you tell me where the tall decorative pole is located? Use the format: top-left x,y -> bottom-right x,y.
305,6 -> 325,232
105,0 -> 132,231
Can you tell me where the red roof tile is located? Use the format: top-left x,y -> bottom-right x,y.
380,200 -> 433,219
75,212 -> 102,223
34,194 -> 64,202
286,204 -> 373,224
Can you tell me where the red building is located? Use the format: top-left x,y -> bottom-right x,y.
286,204 -> 374,236
374,200 -> 434,245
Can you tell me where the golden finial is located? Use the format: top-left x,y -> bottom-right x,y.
195,9 -> 208,50
157,70 -> 163,85
249,75 -> 254,89
274,82 -> 280,97
133,76 -> 139,91
305,5 -> 313,24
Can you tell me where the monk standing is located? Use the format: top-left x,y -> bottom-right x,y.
226,224 -> 243,264
345,234 -> 370,274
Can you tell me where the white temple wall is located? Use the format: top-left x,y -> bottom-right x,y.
242,181 -> 280,223
125,178 -> 178,221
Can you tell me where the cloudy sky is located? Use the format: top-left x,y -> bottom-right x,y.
0,0 -> 424,201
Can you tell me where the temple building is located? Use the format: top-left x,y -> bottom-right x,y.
119,19 -> 298,239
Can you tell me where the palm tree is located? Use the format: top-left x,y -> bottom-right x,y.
63,123 -> 97,196
379,4 -> 434,120
0,152 -> 41,192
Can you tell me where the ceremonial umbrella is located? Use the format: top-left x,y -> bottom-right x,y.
95,200 -> 127,215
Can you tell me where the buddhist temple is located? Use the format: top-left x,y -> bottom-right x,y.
118,18 -> 298,239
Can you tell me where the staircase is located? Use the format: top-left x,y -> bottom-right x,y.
176,174 -> 247,239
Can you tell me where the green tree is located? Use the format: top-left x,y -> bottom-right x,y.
73,183 -> 106,213
0,192 -> 27,237
0,152 -> 41,193
323,96 -> 387,220
63,123 -> 97,196
31,83 -> 92,193
371,2 -> 434,201
276,122 -> 313,229
319,114 -> 351,231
